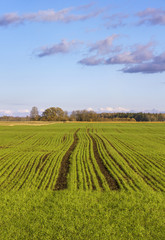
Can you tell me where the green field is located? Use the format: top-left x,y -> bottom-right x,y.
0,123 -> 165,239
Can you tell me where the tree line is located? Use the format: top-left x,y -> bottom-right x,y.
0,106 -> 165,122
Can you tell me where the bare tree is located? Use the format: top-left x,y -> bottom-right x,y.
30,106 -> 39,120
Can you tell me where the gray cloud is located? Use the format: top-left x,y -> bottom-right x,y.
137,8 -> 165,26
0,5 -> 103,27
154,52 -> 165,63
122,63 -> 165,74
36,39 -> 81,57
0,13 -> 23,26
122,51 -> 165,74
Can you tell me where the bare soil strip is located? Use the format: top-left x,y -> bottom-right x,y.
88,130 -> 119,190
54,129 -> 80,190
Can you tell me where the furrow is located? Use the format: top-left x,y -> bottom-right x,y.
88,130 -> 120,190
54,129 -> 80,190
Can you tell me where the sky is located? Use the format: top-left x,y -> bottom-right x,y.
0,0 -> 165,116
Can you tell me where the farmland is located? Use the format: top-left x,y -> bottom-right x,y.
0,123 -> 165,192
0,123 -> 165,239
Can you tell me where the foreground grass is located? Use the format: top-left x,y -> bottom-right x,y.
0,190 -> 164,240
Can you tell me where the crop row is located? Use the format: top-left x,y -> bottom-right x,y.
0,123 -> 164,191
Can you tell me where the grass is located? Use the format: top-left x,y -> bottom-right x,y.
0,190 -> 165,240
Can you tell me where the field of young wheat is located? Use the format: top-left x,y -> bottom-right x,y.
0,123 -> 165,239
0,123 -> 164,192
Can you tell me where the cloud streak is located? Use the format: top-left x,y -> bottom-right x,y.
78,55 -> 104,66
0,5 -> 103,27
106,42 -> 154,64
36,39 -> 82,57
137,8 -> 165,26
104,13 -> 128,28
100,107 -> 130,112
89,34 -> 119,55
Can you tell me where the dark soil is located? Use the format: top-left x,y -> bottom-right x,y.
54,129 -> 80,190
88,130 -> 120,190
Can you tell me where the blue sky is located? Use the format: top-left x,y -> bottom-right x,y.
0,0 -> 165,116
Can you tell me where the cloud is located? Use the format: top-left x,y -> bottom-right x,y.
0,110 -> 12,115
86,107 -> 94,111
122,63 -> 165,74
122,52 -> 165,74
0,5 -> 103,27
76,2 -> 96,11
104,13 -> 128,28
78,35 -> 121,66
79,41 -> 155,68
106,42 -> 154,64
78,55 -> 104,66
100,107 -> 130,112
36,39 -> 82,57
0,13 -> 23,26
106,42 -> 165,74
18,109 -> 30,113
137,8 -> 165,26
89,34 -> 119,55
78,40 -> 165,74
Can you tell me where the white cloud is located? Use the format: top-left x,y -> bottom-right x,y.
0,110 -> 12,115
18,109 -> 30,113
99,107 -> 130,112
86,107 -> 94,111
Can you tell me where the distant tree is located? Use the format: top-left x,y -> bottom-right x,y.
42,107 -> 68,121
70,110 -> 98,121
30,106 -> 39,120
